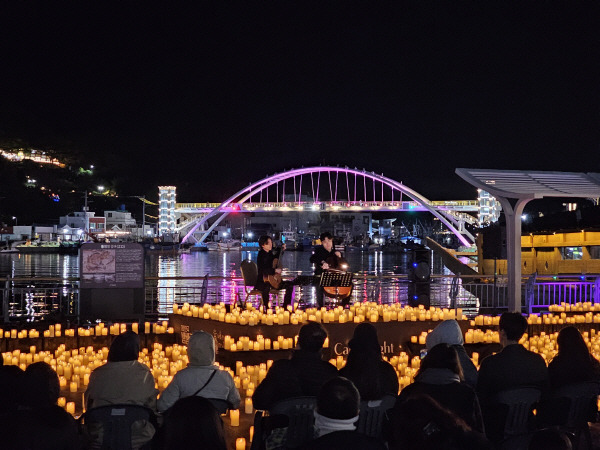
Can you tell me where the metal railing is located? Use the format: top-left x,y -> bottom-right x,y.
1,273 -> 600,324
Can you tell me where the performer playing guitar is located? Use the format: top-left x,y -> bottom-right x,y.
255,235 -> 294,308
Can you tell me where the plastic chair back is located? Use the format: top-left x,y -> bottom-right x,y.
356,394 -> 396,439
83,404 -> 154,450
270,396 -> 317,449
494,387 -> 541,438
553,381 -> 600,428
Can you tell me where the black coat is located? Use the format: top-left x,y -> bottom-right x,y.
253,350 -> 338,411
476,344 -> 548,406
339,360 -> 399,401
255,248 -> 281,289
309,246 -> 338,276
397,369 -> 484,433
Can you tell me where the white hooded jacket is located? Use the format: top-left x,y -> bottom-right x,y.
157,330 -> 241,412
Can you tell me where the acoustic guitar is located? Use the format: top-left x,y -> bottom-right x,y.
264,248 -> 285,289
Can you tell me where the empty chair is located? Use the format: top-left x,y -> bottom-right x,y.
240,260 -> 279,307
82,404 -> 155,450
356,394 -> 396,440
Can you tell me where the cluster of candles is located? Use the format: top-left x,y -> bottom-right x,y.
549,302 -> 600,312
174,301 -> 468,324
223,334 -> 329,352
0,322 -> 174,340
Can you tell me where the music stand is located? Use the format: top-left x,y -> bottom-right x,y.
319,271 -> 354,302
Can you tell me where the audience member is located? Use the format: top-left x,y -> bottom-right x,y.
253,321 -> 337,410
339,323 -> 399,400
476,312 -> 548,442
302,377 -> 385,449
426,319 -> 478,388
158,330 -> 240,413
154,396 -> 227,450
2,362 -> 80,450
85,331 -> 158,449
528,428 -> 572,450
548,325 -> 600,389
387,395 -> 491,450
0,364 -> 24,416
397,343 -> 483,432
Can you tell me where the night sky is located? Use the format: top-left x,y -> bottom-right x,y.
1,3 -> 599,202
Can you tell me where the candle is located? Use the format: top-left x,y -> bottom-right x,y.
66,402 -> 75,415
245,397 -> 253,414
57,397 -> 66,407
230,409 -> 240,426
250,425 -> 254,442
236,438 -> 246,450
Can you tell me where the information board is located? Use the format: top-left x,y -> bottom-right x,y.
80,243 -> 144,289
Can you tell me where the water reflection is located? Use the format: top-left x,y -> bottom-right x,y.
0,250 -> 473,318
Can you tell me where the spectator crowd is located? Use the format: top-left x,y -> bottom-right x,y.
0,313 -> 598,449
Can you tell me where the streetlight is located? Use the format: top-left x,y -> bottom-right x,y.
97,185 -> 105,192
12,216 -> 17,226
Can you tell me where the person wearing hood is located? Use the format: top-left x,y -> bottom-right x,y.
157,331 -> 240,413
396,343 -> 484,433
84,331 -> 158,449
425,319 -> 478,388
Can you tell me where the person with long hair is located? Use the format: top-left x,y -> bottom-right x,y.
85,331 -> 158,449
548,325 -> 600,389
397,343 -> 483,432
1,362 -> 81,450
155,396 -> 227,450
339,323 -> 398,400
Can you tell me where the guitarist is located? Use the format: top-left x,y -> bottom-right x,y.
255,235 -> 294,308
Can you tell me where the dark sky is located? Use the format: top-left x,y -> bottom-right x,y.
1,3 -> 599,202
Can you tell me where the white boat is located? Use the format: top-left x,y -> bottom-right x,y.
281,230 -> 300,250
207,240 -> 242,251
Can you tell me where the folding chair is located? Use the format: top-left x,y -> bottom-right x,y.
81,404 -> 156,450
240,260 -> 279,307
356,394 -> 396,440
250,396 -> 317,450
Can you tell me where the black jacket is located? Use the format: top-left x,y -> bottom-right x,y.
309,246 -> 339,276
255,247 -> 281,289
339,360 -> 399,401
398,368 -> 484,433
252,349 -> 338,411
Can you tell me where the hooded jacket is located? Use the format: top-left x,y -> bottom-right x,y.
157,331 -> 240,412
426,320 -> 478,388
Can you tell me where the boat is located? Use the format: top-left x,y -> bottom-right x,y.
280,230 -> 301,250
190,243 -> 209,252
207,239 -> 242,251
17,241 -> 61,254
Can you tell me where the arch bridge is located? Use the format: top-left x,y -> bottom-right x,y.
175,167 -> 478,246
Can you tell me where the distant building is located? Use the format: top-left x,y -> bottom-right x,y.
104,210 -> 137,230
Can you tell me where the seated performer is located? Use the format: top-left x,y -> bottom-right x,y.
310,232 -> 349,307
255,235 -> 294,308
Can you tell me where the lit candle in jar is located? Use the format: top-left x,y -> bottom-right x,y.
66,402 -> 75,415
236,438 -> 246,450
245,397 -> 253,414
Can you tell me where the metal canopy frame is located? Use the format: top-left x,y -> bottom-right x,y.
456,169 -> 600,312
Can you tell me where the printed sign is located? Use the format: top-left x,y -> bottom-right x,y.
80,243 -> 144,289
